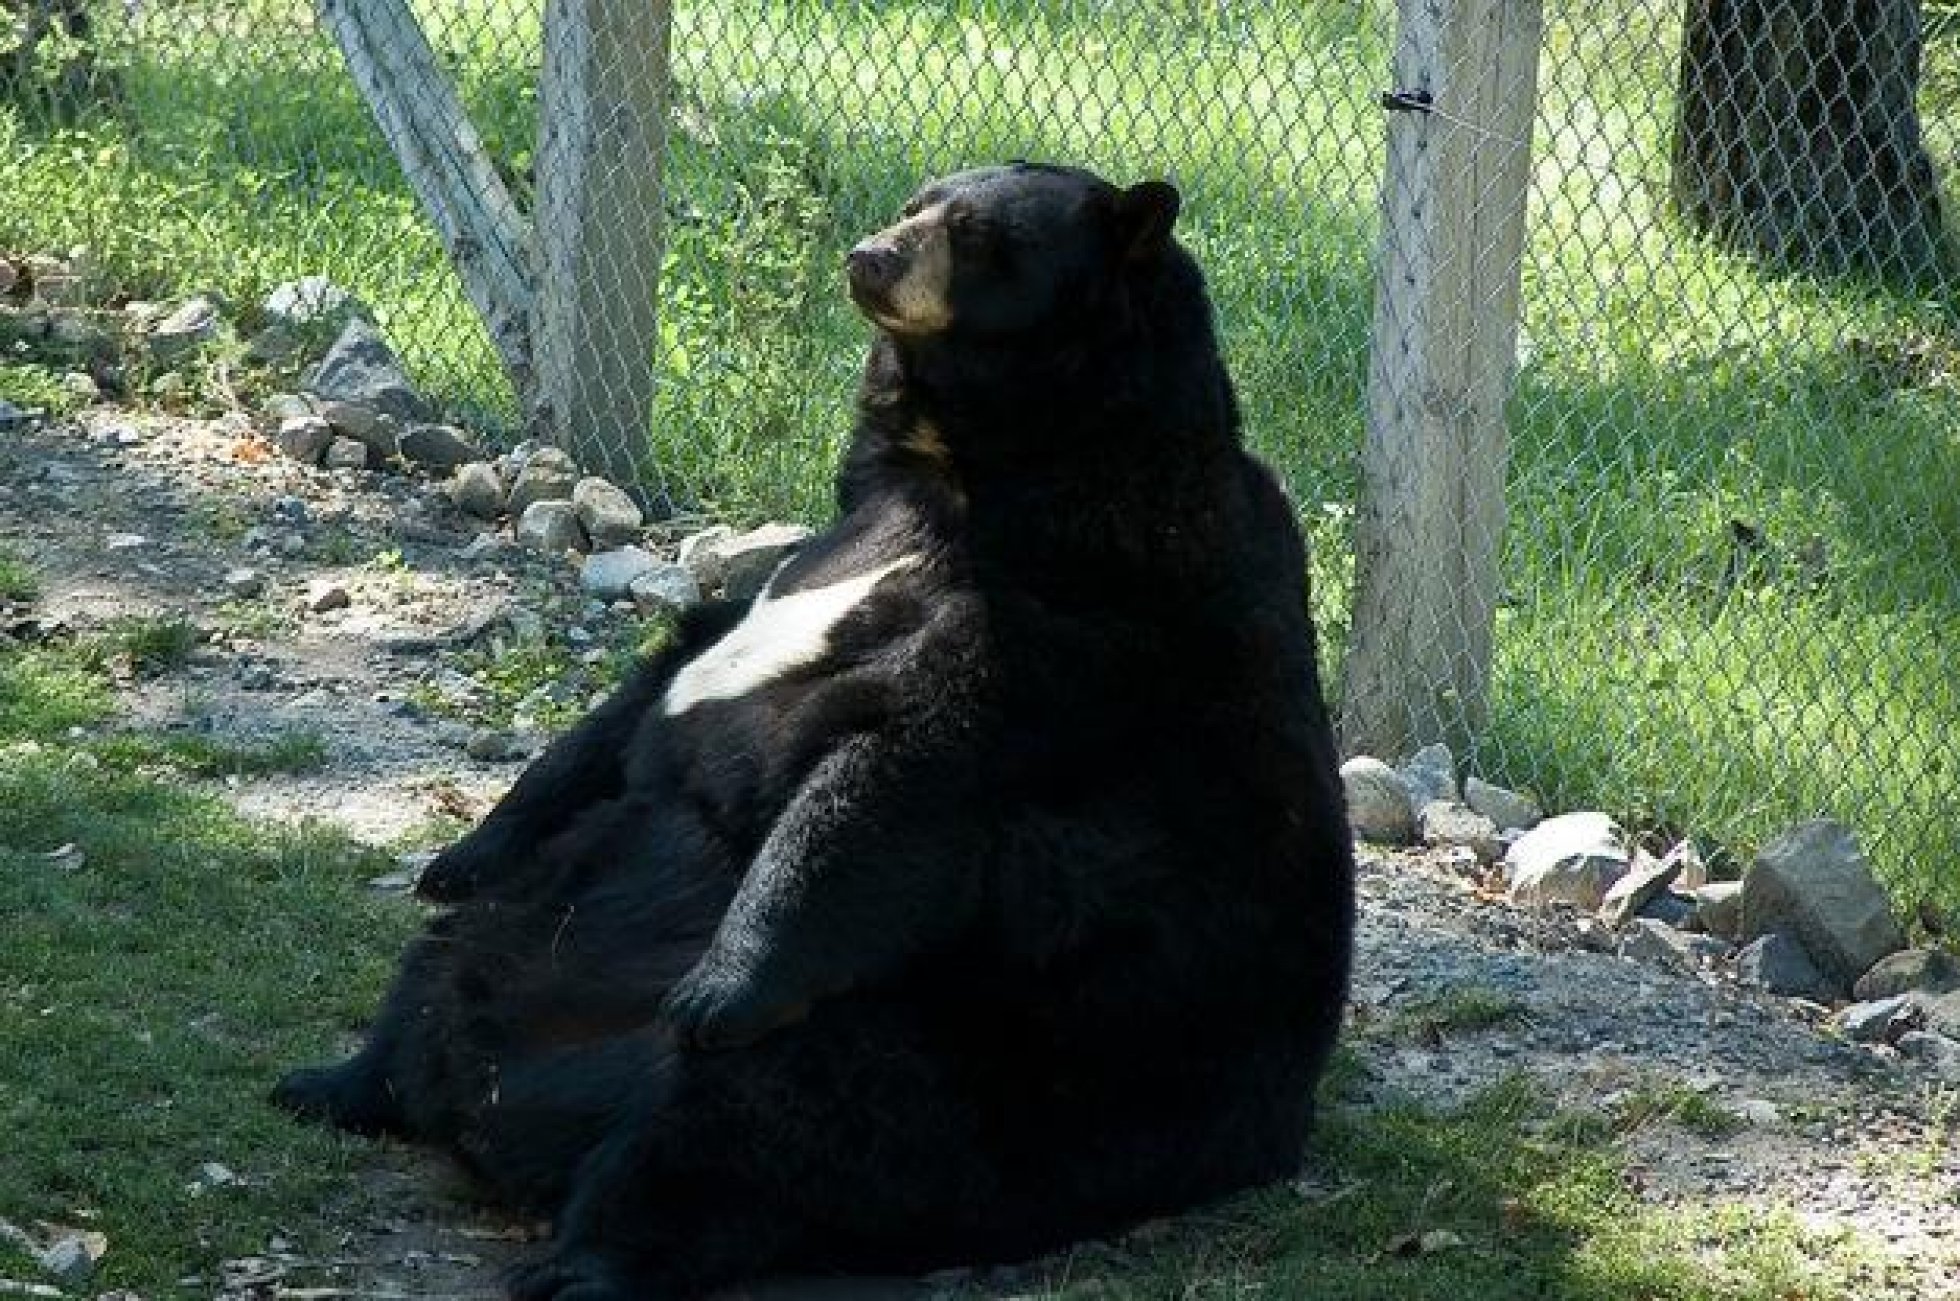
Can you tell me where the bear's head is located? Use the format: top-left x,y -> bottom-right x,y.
845,163 -> 1182,343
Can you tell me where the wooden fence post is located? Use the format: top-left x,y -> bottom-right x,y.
532,0 -> 674,485
1339,0 -> 1544,763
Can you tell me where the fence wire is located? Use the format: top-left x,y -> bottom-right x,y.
2,0 -> 1956,911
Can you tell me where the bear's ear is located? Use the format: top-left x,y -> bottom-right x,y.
1113,180 -> 1181,261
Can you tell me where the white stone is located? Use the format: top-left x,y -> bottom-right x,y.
1504,811 -> 1629,910
1418,799 -> 1501,864
1340,756 -> 1414,845
1464,776 -> 1542,832
1399,743 -> 1458,808
572,477 -> 645,548
515,499 -> 586,554
629,564 -> 702,617
580,546 -> 662,601
1599,847 -> 1684,928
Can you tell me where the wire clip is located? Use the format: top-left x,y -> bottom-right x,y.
1379,89 -> 1434,113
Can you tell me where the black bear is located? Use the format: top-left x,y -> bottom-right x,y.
275,162 -> 1355,1301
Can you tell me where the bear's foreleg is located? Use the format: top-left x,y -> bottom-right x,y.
659,732 -> 981,1049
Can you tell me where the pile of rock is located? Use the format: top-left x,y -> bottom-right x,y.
1341,746 -> 1957,1080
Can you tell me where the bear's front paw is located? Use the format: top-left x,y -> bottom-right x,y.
660,958 -> 813,1051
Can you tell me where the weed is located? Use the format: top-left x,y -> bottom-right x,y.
94,613 -> 200,674
0,542 -> 37,602
1613,1083 -> 1747,1139
91,727 -> 329,779
1390,987 -> 1529,1039
189,499 -> 254,544
212,598 -> 293,642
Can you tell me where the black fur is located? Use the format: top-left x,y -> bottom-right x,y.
274,163 -> 1355,1301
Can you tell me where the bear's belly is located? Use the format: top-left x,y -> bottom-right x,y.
662,554 -> 920,715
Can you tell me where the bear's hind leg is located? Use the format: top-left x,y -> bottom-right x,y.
503,1002 -> 988,1299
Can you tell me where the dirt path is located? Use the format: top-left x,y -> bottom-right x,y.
4,410 -> 1955,1299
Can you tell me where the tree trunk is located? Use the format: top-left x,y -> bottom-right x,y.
319,0 -> 536,398
1673,0 -> 1946,279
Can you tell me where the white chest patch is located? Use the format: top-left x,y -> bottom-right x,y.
662,555 -> 921,716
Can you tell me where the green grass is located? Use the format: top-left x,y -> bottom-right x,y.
0,542 -> 37,602
0,0 -> 1955,921
1390,987 -> 1529,1039
94,613 -> 201,675
89,727 -> 330,779
0,608 -> 417,1297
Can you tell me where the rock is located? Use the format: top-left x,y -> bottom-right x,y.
1418,799 -> 1501,864
315,399 -> 400,462
508,447 -> 581,517
37,1233 -> 100,1282
1670,839 -> 1711,890
1923,989 -> 1960,1040
1733,932 -> 1840,1002
515,499 -> 586,554
399,422 -> 484,472
458,532 -> 512,563
1635,891 -> 1697,929
677,524 -> 738,590
245,324 -> 303,364
1739,819 -> 1905,991
629,563 -> 702,617
465,729 -> 521,762
1340,756 -> 1415,845
581,546 -> 662,600
146,295 -> 222,364
711,522 -> 814,600
49,311 -> 110,352
305,318 -> 431,423
274,414 -> 334,464
222,568 -> 265,600
60,371 -> 100,404
305,582 -> 351,614
323,437 -> 370,471
1689,881 -> 1745,938
261,276 -> 366,332
1837,994 -> 1921,1044
263,392 -> 315,423
448,461 -> 507,519
573,476 -> 644,548
1399,743 -> 1458,808
1852,948 -> 1960,1002
1894,1030 -> 1960,1082
1464,776 -> 1541,832
104,532 -> 147,551
1600,847 -> 1686,928
1618,917 -> 1729,972
1505,812 -> 1629,910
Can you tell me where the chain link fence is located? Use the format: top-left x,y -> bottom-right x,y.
2,0 -> 1956,911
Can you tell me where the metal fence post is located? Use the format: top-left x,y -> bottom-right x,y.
1340,0 -> 1544,763
532,0 -> 674,487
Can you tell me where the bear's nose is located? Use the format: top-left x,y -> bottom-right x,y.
846,243 -> 902,296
